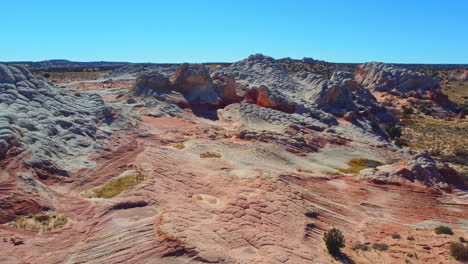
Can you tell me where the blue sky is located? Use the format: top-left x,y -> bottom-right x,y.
1,0 -> 467,63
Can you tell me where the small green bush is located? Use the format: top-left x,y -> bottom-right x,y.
323,228 -> 345,255
407,252 -> 418,259
450,242 -> 468,261
391,233 -> 401,239
407,235 -> 415,241
435,225 -> 454,235
372,243 -> 389,251
386,127 -> 402,139
352,243 -> 369,251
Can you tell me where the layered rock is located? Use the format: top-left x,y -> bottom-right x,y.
0,64 -> 111,166
355,62 -> 446,101
0,64 -> 113,222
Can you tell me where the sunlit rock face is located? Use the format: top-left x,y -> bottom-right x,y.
355,62 -> 445,100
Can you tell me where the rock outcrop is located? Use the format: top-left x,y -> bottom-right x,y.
133,63 -> 237,106
362,151 -> 463,190
355,62 -> 447,101
447,68 -> 468,81
214,55 -> 393,124
0,64 -> 111,167
0,64 -> 113,222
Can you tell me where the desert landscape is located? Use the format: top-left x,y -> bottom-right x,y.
0,54 -> 466,264
1,1 -> 467,263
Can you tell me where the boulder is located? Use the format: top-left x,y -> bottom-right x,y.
362,151 -> 462,190
355,62 -> 444,100
134,72 -> 170,96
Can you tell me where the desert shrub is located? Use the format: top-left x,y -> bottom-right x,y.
304,210 -> 320,218
450,242 -> 468,261
413,100 -> 433,115
8,213 -> 67,232
401,106 -> 414,119
43,73 -> 51,78
453,146 -> 468,159
323,228 -> 345,255
391,233 -> 401,239
459,102 -> 468,115
407,235 -> 415,241
173,143 -> 185,149
435,225 -> 454,235
402,106 -> 414,115
352,243 -> 369,251
199,152 -> 221,158
372,243 -> 389,251
394,138 -> 409,147
407,252 -> 418,258
386,127 -> 402,139
460,237 -> 466,243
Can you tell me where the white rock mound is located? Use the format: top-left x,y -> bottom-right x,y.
0,64 -> 112,175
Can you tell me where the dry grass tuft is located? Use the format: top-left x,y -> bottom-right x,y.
8,213 -> 68,232
199,152 -> 222,158
87,174 -> 145,198
173,143 -> 185,149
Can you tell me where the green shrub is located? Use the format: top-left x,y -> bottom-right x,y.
407,252 -> 418,259
391,233 -> 401,239
450,242 -> 468,261
352,243 -> 369,251
323,228 -> 345,255
458,102 -> 468,115
386,127 -> 402,139
372,243 -> 389,251
407,235 -> 415,241
402,106 -> 414,115
435,225 -> 454,235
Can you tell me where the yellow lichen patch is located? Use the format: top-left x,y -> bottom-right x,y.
173,143 -> 185,149
8,213 -> 68,232
87,174 -> 145,198
199,152 -> 222,158
338,158 -> 383,174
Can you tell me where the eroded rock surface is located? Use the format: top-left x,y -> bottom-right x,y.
0,56 -> 466,264
361,151 -> 461,190
355,62 -> 447,101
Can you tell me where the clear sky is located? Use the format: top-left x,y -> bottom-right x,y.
1,0 -> 467,64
